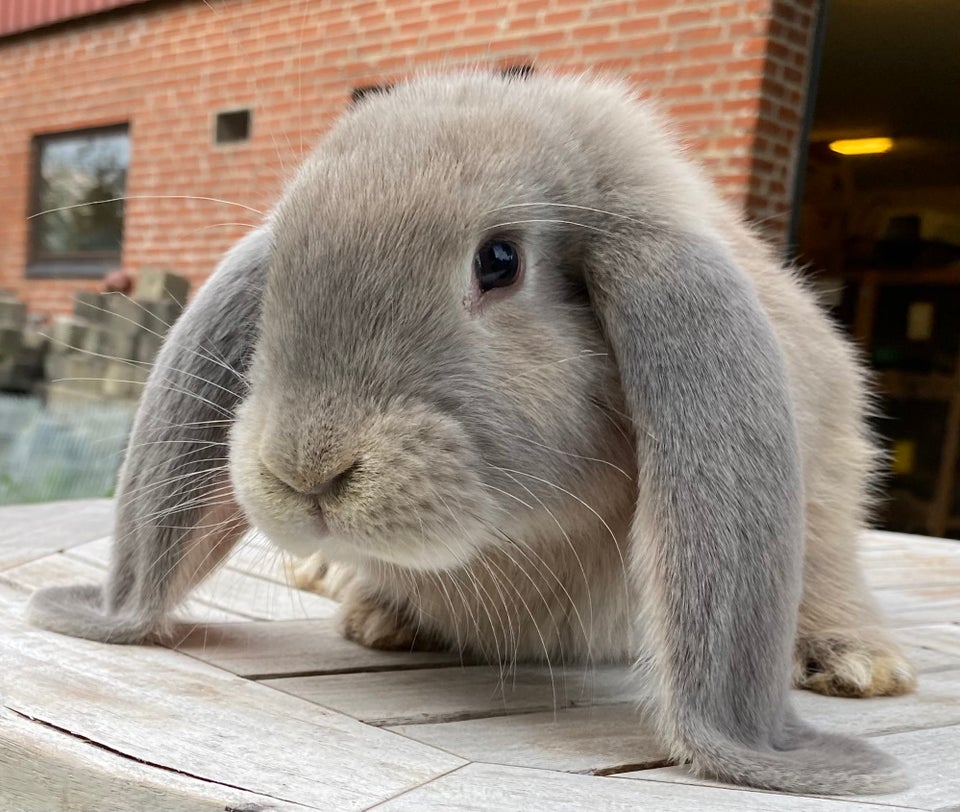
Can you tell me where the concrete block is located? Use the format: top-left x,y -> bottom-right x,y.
50,316 -> 91,351
135,331 -> 166,364
102,293 -> 147,336
80,327 -> 139,361
43,351 -> 68,382
0,341 -> 46,393
0,327 -> 23,357
114,334 -> 140,362
0,300 -> 26,330
44,380 -> 101,408
102,360 -> 149,400
61,354 -> 106,384
139,299 -> 183,335
21,327 -> 49,352
135,268 -> 190,304
73,291 -> 107,323
44,354 -> 107,398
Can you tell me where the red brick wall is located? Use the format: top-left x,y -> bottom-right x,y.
0,0 -> 152,38
0,0 -> 819,315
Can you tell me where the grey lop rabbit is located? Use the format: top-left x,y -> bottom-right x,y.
28,71 -> 916,795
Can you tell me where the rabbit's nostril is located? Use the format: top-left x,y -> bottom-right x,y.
260,453 -> 360,498
309,460 -> 360,498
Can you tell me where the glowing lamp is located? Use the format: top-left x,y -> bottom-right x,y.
828,137 -> 894,156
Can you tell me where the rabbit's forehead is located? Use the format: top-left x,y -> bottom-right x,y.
272,144 -> 557,277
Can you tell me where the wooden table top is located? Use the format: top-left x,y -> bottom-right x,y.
1,499 -> 959,811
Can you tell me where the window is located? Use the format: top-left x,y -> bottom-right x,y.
28,124 -> 130,278
215,109 -> 252,144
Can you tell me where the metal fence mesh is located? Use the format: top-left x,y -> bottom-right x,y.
0,395 -> 136,506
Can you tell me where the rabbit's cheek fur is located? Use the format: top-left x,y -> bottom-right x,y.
230,395 -> 500,570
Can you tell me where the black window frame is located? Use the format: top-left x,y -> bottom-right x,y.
26,122 -> 130,279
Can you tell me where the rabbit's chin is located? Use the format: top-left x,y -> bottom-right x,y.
236,490 -> 486,572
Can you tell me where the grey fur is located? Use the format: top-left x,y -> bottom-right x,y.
26,229 -> 269,642
27,72 -> 912,794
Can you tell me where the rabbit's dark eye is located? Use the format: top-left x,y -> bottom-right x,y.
474,240 -> 521,293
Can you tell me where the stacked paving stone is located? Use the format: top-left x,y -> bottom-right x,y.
0,291 -> 47,394
43,269 -> 189,406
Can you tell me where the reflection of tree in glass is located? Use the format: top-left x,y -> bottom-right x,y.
36,132 -> 128,258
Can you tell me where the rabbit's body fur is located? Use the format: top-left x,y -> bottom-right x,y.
28,72 -> 913,795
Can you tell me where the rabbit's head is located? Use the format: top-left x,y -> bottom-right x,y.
230,71 -> 718,570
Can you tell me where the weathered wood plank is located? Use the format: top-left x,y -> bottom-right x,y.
57,536 -> 338,621
625,724 -> 960,811
898,624 -> 960,658
266,664 -> 643,726
375,762 -> 920,811
794,669 -> 960,738
0,499 -> 113,571
0,592 -> 464,811
0,706 -> 316,812
175,618 -> 463,678
880,587 -> 960,627
892,622 -> 960,675
866,562 -> 960,591
863,723 -> 960,810
901,640 -> 960,675
1,548 -> 110,590
0,550 -> 249,624
64,530 -> 292,585
388,704 -> 668,773
224,530 -> 291,583
864,530 -> 960,555
386,669 -> 960,777
190,565 -> 339,621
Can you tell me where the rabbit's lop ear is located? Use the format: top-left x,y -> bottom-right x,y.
26,228 -> 270,643
584,223 -> 903,793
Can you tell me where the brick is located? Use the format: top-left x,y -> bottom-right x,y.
665,8 -> 715,27
1,0 -> 816,305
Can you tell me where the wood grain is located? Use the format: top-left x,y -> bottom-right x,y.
387,704 -> 669,773
3,502 -> 960,809
375,762 -> 921,811
61,533 -> 337,620
0,499 -> 113,571
0,593 -> 464,810
625,724 -> 960,812
266,664 -> 644,726
175,618 -> 463,678
0,706 -> 317,812
794,669 -> 960,737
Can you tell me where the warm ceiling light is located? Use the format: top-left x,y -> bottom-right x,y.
828,137 -> 894,156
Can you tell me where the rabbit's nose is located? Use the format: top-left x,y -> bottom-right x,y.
304,459 -> 360,498
261,453 -> 360,499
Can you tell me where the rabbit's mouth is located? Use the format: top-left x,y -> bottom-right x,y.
229,396 -> 502,572
236,476 -> 491,571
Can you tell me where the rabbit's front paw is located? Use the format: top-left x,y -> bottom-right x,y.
337,594 -> 422,651
288,554 -> 356,601
794,631 -> 916,698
